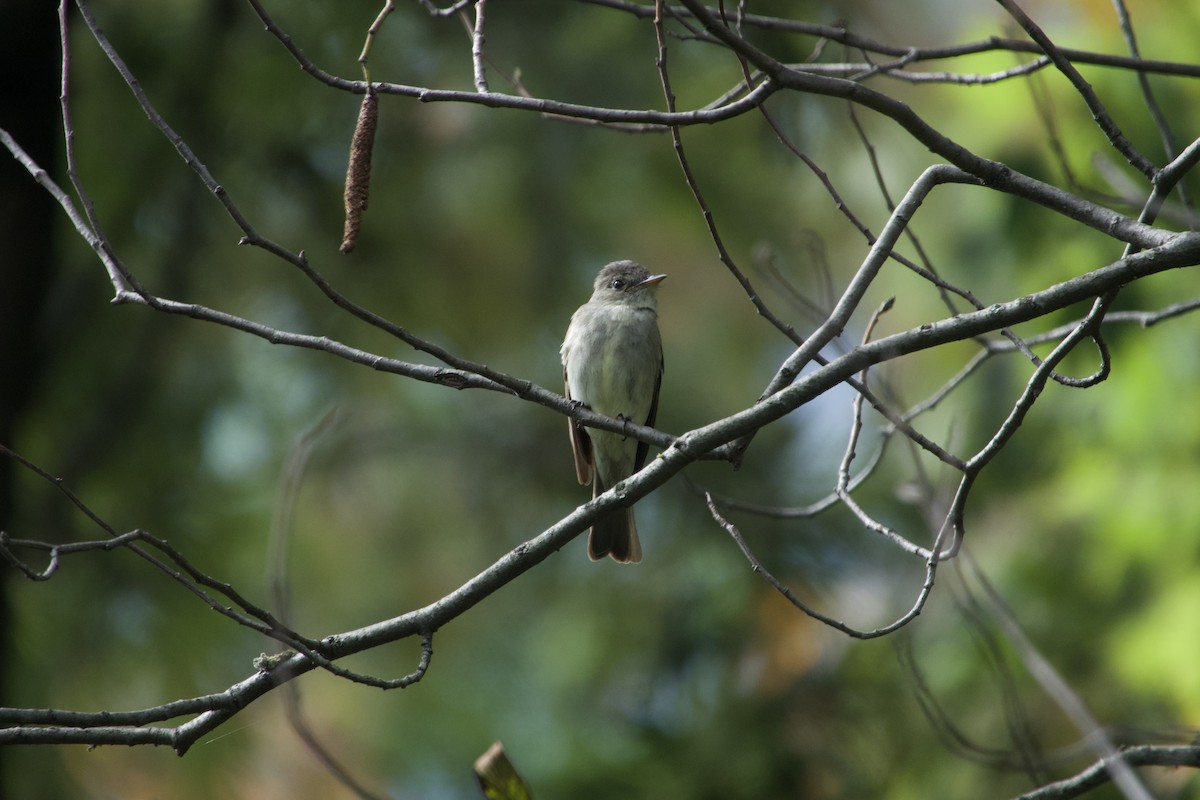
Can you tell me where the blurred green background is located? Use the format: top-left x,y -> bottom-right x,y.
3,1 -> 1200,798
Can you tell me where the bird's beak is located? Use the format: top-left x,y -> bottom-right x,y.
634,273 -> 667,289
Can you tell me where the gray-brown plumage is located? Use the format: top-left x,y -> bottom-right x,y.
560,261 -> 665,563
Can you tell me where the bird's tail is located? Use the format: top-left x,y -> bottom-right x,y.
587,475 -> 642,564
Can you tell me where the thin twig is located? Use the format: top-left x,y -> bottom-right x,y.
469,0 -> 489,93
1110,0 -> 1184,204
705,492 -> 943,638
834,298 -> 934,557
996,0 -> 1153,177
358,0 -> 396,79
962,552 -> 1155,800
651,0 -> 801,349
587,0 -> 1200,78
704,287 -> 1200,524
939,292 -> 1118,559
676,0 -> 1171,251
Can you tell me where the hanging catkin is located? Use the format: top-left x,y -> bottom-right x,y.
340,90 -> 378,254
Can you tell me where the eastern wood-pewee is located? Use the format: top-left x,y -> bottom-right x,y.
560,260 -> 665,563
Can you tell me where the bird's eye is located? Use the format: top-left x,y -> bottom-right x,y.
610,279 -> 625,290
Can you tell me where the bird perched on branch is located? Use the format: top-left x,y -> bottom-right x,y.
561,260 -> 666,563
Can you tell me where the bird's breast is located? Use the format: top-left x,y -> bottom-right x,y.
563,305 -> 660,422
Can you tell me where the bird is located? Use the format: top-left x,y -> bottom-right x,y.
560,260 -> 666,563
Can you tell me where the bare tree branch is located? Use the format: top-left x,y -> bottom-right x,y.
1012,745 -> 1200,800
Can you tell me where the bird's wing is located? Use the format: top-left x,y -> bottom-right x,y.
634,346 -> 663,474
565,373 -> 594,486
